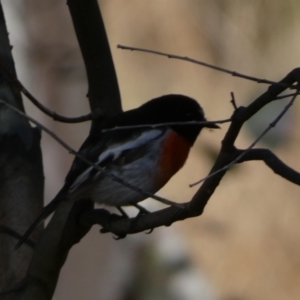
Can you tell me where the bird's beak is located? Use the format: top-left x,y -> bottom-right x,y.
205,122 -> 220,129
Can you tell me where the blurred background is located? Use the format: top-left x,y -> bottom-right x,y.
2,0 -> 300,299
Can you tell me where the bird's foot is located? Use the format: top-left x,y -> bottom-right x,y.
113,233 -> 127,240
145,228 -> 154,234
131,203 -> 154,234
100,211 -> 127,238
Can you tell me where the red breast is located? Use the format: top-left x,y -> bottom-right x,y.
156,130 -> 192,185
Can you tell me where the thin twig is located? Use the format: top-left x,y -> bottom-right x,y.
118,45 -> 297,89
0,99 -> 182,208
275,92 -> 300,100
235,148 -> 300,185
101,119 -> 230,132
0,225 -> 35,248
0,58 -> 102,123
189,91 -> 299,187
230,92 -> 237,110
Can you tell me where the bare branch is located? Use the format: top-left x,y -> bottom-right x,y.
0,225 -> 35,248
68,0 -> 122,130
0,58 -> 103,123
190,91 -> 298,187
79,205 -> 189,238
230,92 -> 237,110
101,119 -> 230,132
187,68 -> 300,214
118,44 -> 298,89
236,148 -> 300,185
275,92 -> 300,100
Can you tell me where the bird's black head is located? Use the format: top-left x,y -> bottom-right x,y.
102,94 -> 218,145
140,94 -> 204,122
138,94 -> 218,145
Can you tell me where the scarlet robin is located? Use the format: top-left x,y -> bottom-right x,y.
16,94 -> 219,248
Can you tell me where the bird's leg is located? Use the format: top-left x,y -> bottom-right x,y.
132,203 -> 150,215
111,209 -> 128,239
116,206 -> 129,218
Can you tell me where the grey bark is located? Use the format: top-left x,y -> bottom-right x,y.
0,2 -> 44,298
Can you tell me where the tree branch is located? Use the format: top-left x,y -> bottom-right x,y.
236,148 -> 300,185
188,68 -> 300,214
117,44 -> 298,89
0,2 -> 44,297
0,225 -> 35,249
0,58 -> 103,123
101,119 -> 230,132
68,0 -> 122,131
190,90 -> 298,187
11,1 -> 125,298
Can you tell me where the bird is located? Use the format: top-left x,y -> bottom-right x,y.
16,94 -> 219,249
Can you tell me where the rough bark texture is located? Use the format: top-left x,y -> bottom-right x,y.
0,2 -> 44,297
0,0 -> 122,299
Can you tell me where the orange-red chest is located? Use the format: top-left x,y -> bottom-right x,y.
157,130 -> 191,184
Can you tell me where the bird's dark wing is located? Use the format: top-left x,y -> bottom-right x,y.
66,128 -> 165,193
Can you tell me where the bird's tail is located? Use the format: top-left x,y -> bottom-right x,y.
15,194 -> 65,250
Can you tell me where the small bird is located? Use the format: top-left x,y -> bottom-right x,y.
16,94 -> 218,248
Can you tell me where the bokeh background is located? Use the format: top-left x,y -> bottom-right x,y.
2,0 -> 300,299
